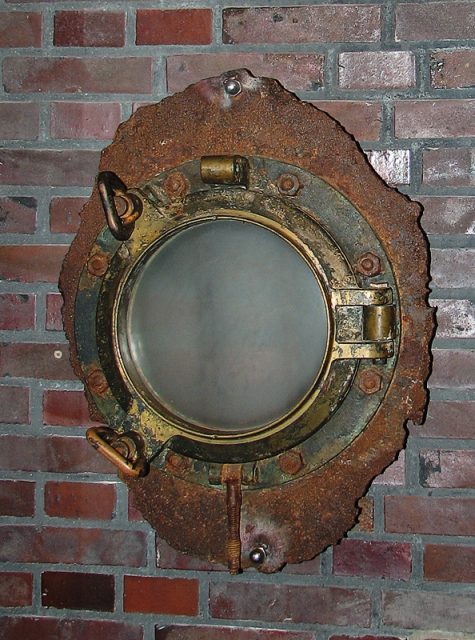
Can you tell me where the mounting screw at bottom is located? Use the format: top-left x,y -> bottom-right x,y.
249,544 -> 268,565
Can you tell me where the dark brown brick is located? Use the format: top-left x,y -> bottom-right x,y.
282,555 -> 321,575
0,386 -> 30,423
419,196 -> 475,235
136,9 -> 212,45
339,51 -> 415,90
0,12 -> 42,47
0,293 -> 35,330
433,299 -> 475,339
431,249 -> 475,289
385,495 -> 475,536
124,576 -> 199,615
3,57 -> 152,94
0,573 -> 33,607
0,197 -> 36,234
0,245 -> 68,282
395,100 -> 475,138
0,343 -> 74,380
423,147 -> 475,187
412,400 -> 475,439
158,538 -> 225,571
50,102 -> 121,140
50,196 -> 87,234
431,49 -> 475,89
156,627 -> 315,640
45,293 -> 63,331
0,526 -> 147,566
0,480 -> 35,516
382,589 -> 475,631
420,450 -> 475,488
43,389 -> 97,427
311,101 -> 382,141
431,349 -> 475,389
333,540 -> 411,580
167,54 -> 324,93
209,583 -> 371,626
424,544 -> 475,582
0,103 -> 39,140
396,2 -> 475,41
0,617 -> 143,640
45,481 -> 116,519
223,6 -> 380,44
0,435 -> 112,473
0,150 -> 99,187
54,11 -> 125,47
42,571 -> 115,611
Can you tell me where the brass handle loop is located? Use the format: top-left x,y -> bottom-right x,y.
97,171 -> 142,241
86,426 -> 148,477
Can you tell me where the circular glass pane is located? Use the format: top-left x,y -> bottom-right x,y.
119,218 -> 329,433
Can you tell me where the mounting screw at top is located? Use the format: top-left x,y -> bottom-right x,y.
224,78 -> 242,96
277,173 -> 301,196
355,251 -> 382,277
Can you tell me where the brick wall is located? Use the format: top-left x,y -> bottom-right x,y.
0,1 -> 474,638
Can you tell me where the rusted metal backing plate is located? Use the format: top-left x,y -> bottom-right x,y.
60,70 -> 434,569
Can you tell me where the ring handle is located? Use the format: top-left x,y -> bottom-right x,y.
97,171 -> 142,241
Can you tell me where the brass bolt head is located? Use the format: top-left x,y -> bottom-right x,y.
86,368 -> 109,396
163,171 -> 189,199
359,369 -> 383,395
278,450 -> 304,475
356,251 -> 382,277
87,252 -> 109,278
277,173 -> 301,196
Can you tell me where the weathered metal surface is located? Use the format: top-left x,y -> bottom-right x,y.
60,69 -> 434,571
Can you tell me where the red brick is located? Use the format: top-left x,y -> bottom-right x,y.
0,12 -> 42,47
45,481 -> 116,519
50,197 -> 87,234
419,196 -> 475,235
0,342 -> 74,380
366,149 -> 410,185
433,299 -> 475,339
339,51 -> 415,90
395,100 -> 475,139
0,294 -> 35,330
0,386 -> 30,423
0,526 -> 147,566
0,149 -> 99,187
45,293 -> 63,331
43,389 -> 97,427
0,103 -> 39,140
382,589 -> 475,631
3,57 -> 152,94
42,571 -> 115,611
156,627 -> 314,640
333,539 -> 411,580
124,575 -> 199,615
431,49 -> 475,89
209,583 -> 371,626
0,573 -> 32,607
0,480 -> 35,516
0,197 -> 36,234
223,6 -> 380,44
0,245 -> 68,282
311,101 -> 382,141
331,637 -> 400,640
282,555 -> 321,575
372,451 -> 405,486
50,102 -> 121,140
424,544 -> 475,582
431,349 -> 475,389
396,2 -> 475,42
0,435 -> 112,473
136,9 -> 212,45
385,495 -> 475,536
158,538 -> 225,571
0,617 -> 143,640
423,147 -> 475,187
54,11 -> 125,47
167,54 -> 324,93
431,249 -> 475,288
420,450 -> 475,488
412,400 -> 475,439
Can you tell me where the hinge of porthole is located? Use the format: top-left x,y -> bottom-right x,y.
332,285 -> 396,360
200,155 -> 249,187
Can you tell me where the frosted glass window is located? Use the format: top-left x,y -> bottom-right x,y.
120,219 -> 328,432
